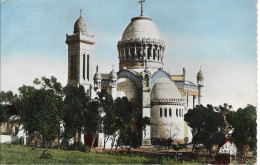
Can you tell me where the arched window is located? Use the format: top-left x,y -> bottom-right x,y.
153,49 -> 156,60
176,109 -> 178,117
73,55 -> 77,80
70,55 -> 73,80
87,55 -> 89,80
131,48 -> 135,59
169,108 -> 172,117
148,48 -> 151,59
164,108 -> 167,117
83,54 -> 85,80
160,108 -> 162,117
137,47 -> 141,59
179,109 -> 181,117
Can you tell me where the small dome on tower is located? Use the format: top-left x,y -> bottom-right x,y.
74,16 -> 88,35
109,69 -> 117,80
197,67 -> 204,85
94,72 -> 102,81
94,66 -> 102,81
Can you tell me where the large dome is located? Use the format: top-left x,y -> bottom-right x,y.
151,77 -> 181,99
121,16 -> 162,40
74,16 -> 87,35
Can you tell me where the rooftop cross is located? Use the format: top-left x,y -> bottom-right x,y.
80,9 -> 83,17
139,0 -> 145,16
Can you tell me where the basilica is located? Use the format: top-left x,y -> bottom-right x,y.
65,4 -> 204,147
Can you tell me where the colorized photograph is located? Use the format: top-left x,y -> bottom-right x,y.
0,0 -> 257,164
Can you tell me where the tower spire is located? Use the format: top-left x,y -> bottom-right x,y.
139,0 -> 145,16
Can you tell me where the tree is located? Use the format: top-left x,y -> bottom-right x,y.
0,104 -> 10,125
63,84 -> 89,145
0,90 -> 19,125
84,99 -> 101,151
0,91 -> 14,125
227,105 -> 256,163
15,77 -> 63,147
94,91 -> 117,151
184,104 -> 225,153
114,97 -> 135,150
217,103 -> 232,133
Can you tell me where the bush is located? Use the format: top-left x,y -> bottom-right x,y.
69,142 -> 89,152
11,137 -> 24,145
40,150 -> 53,159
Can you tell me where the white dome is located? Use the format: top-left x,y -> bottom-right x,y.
109,69 -> 117,80
121,16 -> 162,40
94,72 -> 102,81
151,77 -> 181,99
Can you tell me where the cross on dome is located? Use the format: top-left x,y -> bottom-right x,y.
80,9 -> 83,17
139,0 -> 145,16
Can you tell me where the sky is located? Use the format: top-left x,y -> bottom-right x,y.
1,0 -> 257,110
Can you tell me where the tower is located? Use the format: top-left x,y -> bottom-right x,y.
108,68 -> 117,100
197,67 -> 204,105
66,12 -> 95,97
93,65 -> 102,93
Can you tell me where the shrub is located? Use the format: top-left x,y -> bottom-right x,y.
40,150 -> 53,159
11,137 -> 24,145
69,142 -> 89,152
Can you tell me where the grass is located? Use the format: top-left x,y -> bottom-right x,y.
0,144 -> 200,164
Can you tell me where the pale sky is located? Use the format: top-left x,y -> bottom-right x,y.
1,0 -> 257,110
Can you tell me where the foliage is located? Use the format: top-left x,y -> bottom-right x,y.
216,103 -> 233,133
0,90 -> 17,124
69,142 -> 90,152
184,104 -> 225,152
227,104 -> 257,162
97,91 -> 117,150
15,77 -> 63,147
114,97 -> 135,149
63,84 -> 89,142
0,104 -> 11,124
10,137 -> 25,145
0,90 -> 18,104
159,137 -> 173,151
40,150 -> 53,159
83,100 -> 101,151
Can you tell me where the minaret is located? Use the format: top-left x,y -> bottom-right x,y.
196,67 -> 204,105
108,67 -> 117,100
65,10 -> 95,97
93,65 -> 102,93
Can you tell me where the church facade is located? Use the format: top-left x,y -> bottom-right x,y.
65,7 -> 204,147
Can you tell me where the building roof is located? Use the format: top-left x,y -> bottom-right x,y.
171,75 -> 185,81
101,73 -> 110,80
